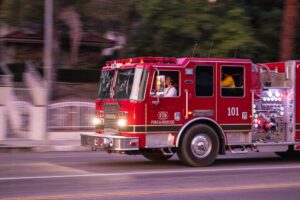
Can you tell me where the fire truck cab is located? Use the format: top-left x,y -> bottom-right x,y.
81,57 -> 300,166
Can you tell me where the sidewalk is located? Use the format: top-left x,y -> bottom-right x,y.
0,139 -> 90,152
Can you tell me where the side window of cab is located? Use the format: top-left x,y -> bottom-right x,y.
221,66 -> 244,97
195,66 -> 214,97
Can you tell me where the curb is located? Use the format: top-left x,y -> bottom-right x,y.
33,145 -> 90,152
0,144 -> 91,153
0,146 -> 34,153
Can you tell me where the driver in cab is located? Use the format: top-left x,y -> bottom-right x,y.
164,76 -> 177,97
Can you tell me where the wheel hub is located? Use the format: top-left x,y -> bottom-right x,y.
191,134 -> 212,158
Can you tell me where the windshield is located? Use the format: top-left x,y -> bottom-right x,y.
113,68 -> 148,100
97,70 -> 115,99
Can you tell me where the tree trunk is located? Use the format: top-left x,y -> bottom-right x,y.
43,0 -> 54,100
280,0 -> 298,61
59,7 -> 82,66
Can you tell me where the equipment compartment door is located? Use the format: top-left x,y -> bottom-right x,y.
295,62 -> 300,141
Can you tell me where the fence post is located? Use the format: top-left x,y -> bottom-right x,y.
0,65 -> 13,140
30,106 -> 47,140
24,62 -> 47,140
0,106 -> 6,140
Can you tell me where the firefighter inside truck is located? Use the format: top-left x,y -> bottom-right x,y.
221,72 -> 235,87
221,66 -> 244,97
151,71 -> 179,97
164,76 -> 177,97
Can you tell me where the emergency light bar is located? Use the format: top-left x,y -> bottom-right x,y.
106,57 -> 177,66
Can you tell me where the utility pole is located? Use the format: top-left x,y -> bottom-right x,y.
43,0 -> 54,100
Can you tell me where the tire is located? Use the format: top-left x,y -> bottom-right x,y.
142,152 -> 173,161
177,124 -> 219,167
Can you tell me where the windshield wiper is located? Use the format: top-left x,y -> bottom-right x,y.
98,83 -> 111,107
112,85 -> 122,108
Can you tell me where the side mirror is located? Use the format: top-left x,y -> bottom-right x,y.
151,75 -> 165,105
156,75 -> 165,98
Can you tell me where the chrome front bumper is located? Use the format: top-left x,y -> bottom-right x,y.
81,133 -> 139,151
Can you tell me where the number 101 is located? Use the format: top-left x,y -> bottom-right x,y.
228,107 -> 239,116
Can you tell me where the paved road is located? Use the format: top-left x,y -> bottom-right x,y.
0,151 -> 300,200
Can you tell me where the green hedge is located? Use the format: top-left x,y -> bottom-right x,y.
6,63 -> 100,83
7,63 -> 25,82
56,68 -> 100,82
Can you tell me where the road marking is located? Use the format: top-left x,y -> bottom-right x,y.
2,182 -> 300,200
1,164 -> 300,181
0,162 -> 90,176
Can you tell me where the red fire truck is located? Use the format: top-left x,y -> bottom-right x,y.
81,57 -> 300,166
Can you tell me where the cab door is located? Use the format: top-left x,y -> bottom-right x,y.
216,62 -> 252,135
146,69 -> 184,147
188,63 -> 216,122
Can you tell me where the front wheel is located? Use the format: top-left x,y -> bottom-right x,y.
177,124 -> 219,167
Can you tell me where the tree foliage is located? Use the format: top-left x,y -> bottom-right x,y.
0,0 -> 298,63
0,0 -> 43,26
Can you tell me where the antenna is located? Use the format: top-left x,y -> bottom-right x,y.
208,40 -> 214,58
192,43 -> 198,57
234,41 -> 238,58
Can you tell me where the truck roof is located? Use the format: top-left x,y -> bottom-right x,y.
177,57 -> 253,65
103,57 -> 253,69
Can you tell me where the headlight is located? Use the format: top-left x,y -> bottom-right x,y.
92,117 -> 101,125
117,118 -> 127,127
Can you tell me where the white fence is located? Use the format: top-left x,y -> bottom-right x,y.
47,101 -> 95,131
3,99 -> 95,139
0,62 -> 96,140
0,75 -> 13,86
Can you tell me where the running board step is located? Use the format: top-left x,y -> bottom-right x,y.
228,146 -> 249,154
161,148 -> 175,156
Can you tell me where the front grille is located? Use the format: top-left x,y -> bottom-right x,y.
104,103 -> 119,130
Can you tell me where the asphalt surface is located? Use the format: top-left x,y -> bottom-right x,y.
0,151 -> 300,200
